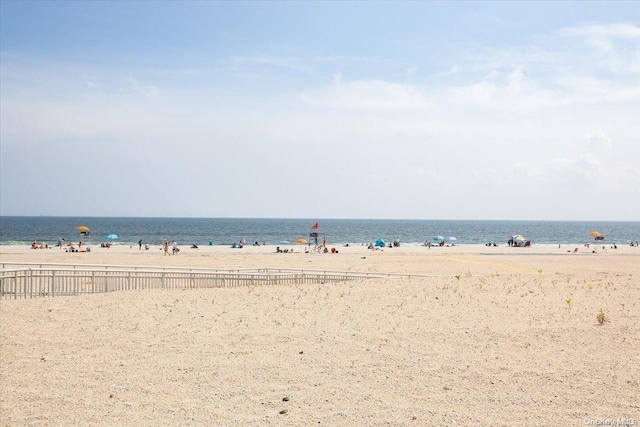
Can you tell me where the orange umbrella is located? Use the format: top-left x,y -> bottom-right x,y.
295,238 -> 308,244
76,225 -> 90,232
588,231 -> 602,237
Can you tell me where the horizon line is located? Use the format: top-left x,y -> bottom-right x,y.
1,215 -> 638,223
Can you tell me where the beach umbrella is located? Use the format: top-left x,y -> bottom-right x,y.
512,235 -> 526,242
295,238 -> 308,244
106,234 -> 118,240
279,240 -> 290,244
432,235 -> 445,242
448,236 -> 457,242
588,231 -> 602,237
375,238 -> 385,247
76,225 -> 90,232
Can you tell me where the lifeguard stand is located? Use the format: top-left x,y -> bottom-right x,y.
309,232 -> 319,247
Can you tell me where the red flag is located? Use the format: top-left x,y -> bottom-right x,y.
311,222 -> 319,230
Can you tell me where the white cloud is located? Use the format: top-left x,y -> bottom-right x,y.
473,167 -> 502,184
473,163 -> 545,186
558,23 -> 640,52
560,76 -> 640,103
406,67 -> 418,76
409,167 -> 442,182
233,56 -> 312,73
448,68 -> 568,111
438,65 -> 460,76
314,56 -> 392,66
129,77 -> 159,100
471,154 -> 623,188
556,23 -> 640,73
587,130 -> 612,149
547,153 -> 602,185
300,79 -> 429,111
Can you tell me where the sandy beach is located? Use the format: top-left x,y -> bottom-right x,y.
1,244 -> 638,426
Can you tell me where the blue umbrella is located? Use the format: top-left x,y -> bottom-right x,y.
432,235 -> 445,242
106,234 -> 118,240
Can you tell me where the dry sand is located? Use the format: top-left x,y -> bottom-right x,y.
1,244 -> 639,426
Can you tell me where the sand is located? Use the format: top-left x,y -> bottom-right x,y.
1,244 -> 639,426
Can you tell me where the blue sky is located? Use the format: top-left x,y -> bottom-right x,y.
1,1 -> 639,220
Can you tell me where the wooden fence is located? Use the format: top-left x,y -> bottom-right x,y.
0,264 -> 386,300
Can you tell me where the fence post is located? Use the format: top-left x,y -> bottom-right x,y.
50,270 -> 55,298
25,269 -> 31,299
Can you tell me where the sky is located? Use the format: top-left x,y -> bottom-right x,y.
1,1 -> 639,221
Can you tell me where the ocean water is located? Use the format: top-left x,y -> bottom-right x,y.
1,217 -> 638,247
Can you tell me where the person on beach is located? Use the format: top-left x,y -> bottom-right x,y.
163,240 -> 169,256
139,239 -> 143,250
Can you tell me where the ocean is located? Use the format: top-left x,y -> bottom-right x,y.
1,217 -> 638,247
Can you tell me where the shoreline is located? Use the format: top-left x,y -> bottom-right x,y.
2,242 -> 635,253
3,238 -> 637,247
2,242 -> 638,278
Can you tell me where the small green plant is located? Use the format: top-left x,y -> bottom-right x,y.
454,275 -> 461,281
565,298 -> 573,310
538,269 -> 543,275
596,309 -> 608,325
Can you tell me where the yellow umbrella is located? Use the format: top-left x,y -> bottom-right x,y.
588,231 -> 602,237
76,225 -> 90,232
295,238 -> 308,244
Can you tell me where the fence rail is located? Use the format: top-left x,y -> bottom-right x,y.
0,265 -> 386,300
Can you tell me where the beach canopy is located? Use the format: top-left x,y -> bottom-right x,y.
512,234 -> 526,242
375,238 -> 385,247
106,234 -> 118,240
